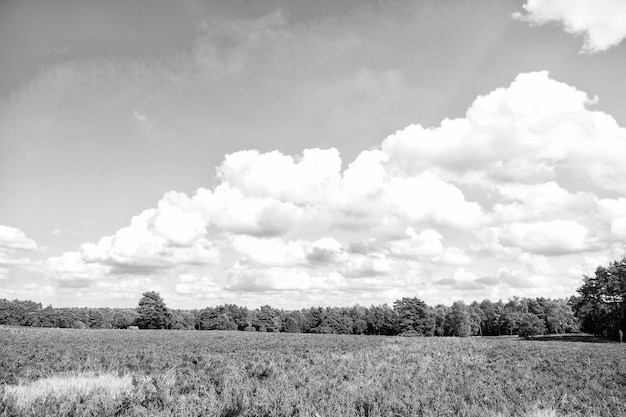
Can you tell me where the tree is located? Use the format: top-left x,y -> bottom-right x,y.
518,313 -> 546,338
575,259 -> 626,338
393,297 -> 435,336
445,301 -> 472,337
432,304 -> 448,336
253,305 -> 282,332
135,291 -> 171,329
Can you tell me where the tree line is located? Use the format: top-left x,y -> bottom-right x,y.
1,258 -> 624,339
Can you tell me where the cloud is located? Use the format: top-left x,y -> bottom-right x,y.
231,235 -> 307,267
225,262 -> 342,292
599,198 -> 626,239
0,225 -> 38,251
217,148 -> 342,205
36,71 -> 626,304
305,237 -> 344,264
80,205 -> 219,273
192,185 -> 306,237
387,228 -> 444,260
439,247 -> 473,266
340,253 -> 393,278
133,110 -> 147,122
43,252 -> 110,287
498,220 -> 594,255
383,72 -> 626,193
515,0 -> 626,53
174,274 -> 221,297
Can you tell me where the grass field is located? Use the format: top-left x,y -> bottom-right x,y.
1,328 -> 625,417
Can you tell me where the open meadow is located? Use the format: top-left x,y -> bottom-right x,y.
1,328 -> 625,417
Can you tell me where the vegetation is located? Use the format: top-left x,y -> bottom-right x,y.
0,296 -> 579,338
0,258 -> 624,415
135,291 -> 171,330
1,328 -> 625,417
572,258 -> 626,338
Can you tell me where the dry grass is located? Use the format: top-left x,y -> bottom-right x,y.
1,328 -> 624,416
3,372 -> 133,410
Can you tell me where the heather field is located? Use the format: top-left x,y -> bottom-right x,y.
1,328 -> 625,417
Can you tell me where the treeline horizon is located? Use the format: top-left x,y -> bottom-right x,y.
2,258 -> 624,339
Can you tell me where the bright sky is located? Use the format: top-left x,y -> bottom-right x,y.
2,0 -> 626,309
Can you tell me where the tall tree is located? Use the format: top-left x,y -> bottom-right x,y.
445,301 -> 472,337
393,297 -> 435,336
517,313 -> 546,338
575,258 -> 626,338
135,291 -> 171,329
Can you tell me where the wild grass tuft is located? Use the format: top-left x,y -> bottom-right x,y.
2,372 -> 133,410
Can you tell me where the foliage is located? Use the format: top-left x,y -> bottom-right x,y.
518,313 -> 547,338
393,297 -> 434,336
446,301 -> 472,337
135,292 -> 171,330
574,258 -> 626,339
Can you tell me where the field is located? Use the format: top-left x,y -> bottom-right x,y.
1,328 -> 625,417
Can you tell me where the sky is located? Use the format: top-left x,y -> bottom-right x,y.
1,0 -> 626,309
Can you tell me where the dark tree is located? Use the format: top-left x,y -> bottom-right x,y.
518,312 -> 546,338
393,297 -> 435,336
445,301 -> 472,337
135,291 -> 171,329
575,259 -> 626,338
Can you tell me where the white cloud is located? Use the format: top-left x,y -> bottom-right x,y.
439,247 -> 473,266
492,182 -> 597,223
133,110 -> 148,122
599,198 -> 626,239
80,207 -> 219,273
217,148 -> 342,204
515,0 -> 626,53
231,235 -> 307,267
43,252 -> 110,287
36,71 -> 626,305
225,262 -> 343,292
498,220 -> 593,255
192,185 -> 306,237
340,253 -> 393,278
383,72 -> 626,194
306,237 -> 344,264
387,228 -> 444,260
0,225 -> 38,251
174,274 -> 221,296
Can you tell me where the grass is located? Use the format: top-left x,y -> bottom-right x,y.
1,328 -> 625,416
4,372 -> 133,410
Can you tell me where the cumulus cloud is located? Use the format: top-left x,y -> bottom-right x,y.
231,235 -> 307,267
226,262 -> 343,292
38,71 -> 626,305
80,206 -> 219,273
387,228 -> 444,260
383,72 -> 626,193
192,185 -> 306,237
515,0 -> 626,53
498,220 -> 594,255
43,252 -> 110,288
0,225 -> 38,251
174,274 -> 221,297
217,148 -> 342,204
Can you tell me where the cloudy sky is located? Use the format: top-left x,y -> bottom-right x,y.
2,0 -> 626,309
